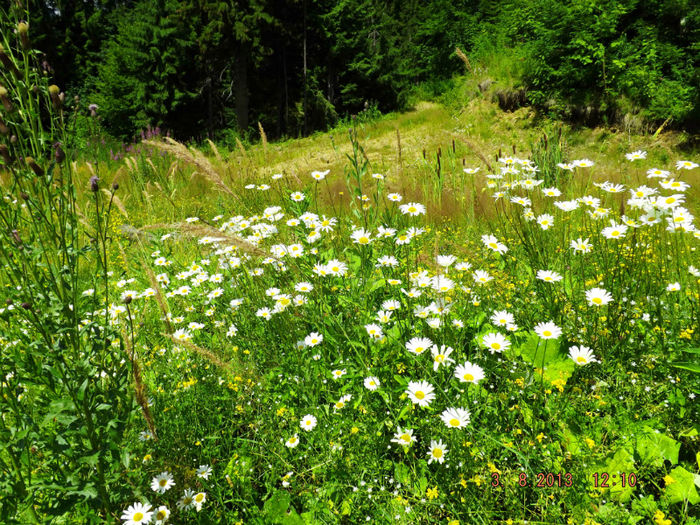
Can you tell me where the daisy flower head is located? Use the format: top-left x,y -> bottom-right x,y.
436,254 -> 457,267
625,150 -> 647,161
406,380 -> 436,407
647,168 -> 670,178
392,427 -> 415,447
570,237 -> 593,254
311,169 -> 330,180
601,222 -> 628,239
350,228 -> 372,245
676,160 -> 698,170
491,310 -> 514,327
151,471 -> 175,494
121,503 -> 153,525
290,191 -> 305,202
196,465 -> 212,479
481,332 -> 511,354
193,492 -> 206,511
300,414 -> 317,431
569,345 -> 598,366
364,376 -> 381,390
557,162 -> 575,171
153,506 -> 170,524
454,361 -> 485,384
334,394 -> 352,411
304,332 -> 323,347
427,439 -> 448,464
326,259 -> 348,276
332,368 -> 347,380
481,234 -> 508,254
585,287 -> 613,307
440,407 -> 470,429
542,187 -> 562,197
178,489 -> 195,511
572,158 -> 594,168
365,323 -> 384,340
399,202 -> 426,216
537,214 -> 554,230
388,193 -> 403,202
473,270 -> 493,284
286,434 -> 300,448
534,321 -> 562,339
431,345 -> 455,371
536,270 -> 563,283
666,282 -> 681,292
405,336 -> 433,355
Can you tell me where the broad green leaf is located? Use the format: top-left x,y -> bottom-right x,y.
665,466 -> 700,505
670,362 -> 700,374
636,432 -> 680,466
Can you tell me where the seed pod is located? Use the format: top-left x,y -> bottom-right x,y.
11,229 -> 21,244
21,302 -> 31,310
25,156 -> 44,176
17,22 -> 30,49
0,85 -> 13,113
0,43 -> 19,76
21,192 -> 28,200
0,116 -> 8,135
53,142 -> 65,164
112,182 -> 119,190
0,144 -> 10,164
124,295 -> 132,305
48,84 -> 61,109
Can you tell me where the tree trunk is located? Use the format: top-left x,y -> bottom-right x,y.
234,46 -> 249,132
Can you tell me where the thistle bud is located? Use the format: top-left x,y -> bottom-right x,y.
5,299 -> 12,306
21,192 -> 28,200
0,144 -> 10,164
21,302 -> 31,310
48,85 -> 61,109
17,22 -> 30,49
10,134 -> 17,144
25,156 -> 44,176
0,43 -> 19,76
53,142 -> 65,164
124,295 -> 132,305
0,85 -> 12,113
11,229 -> 21,244
112,182 -> 119,190
90,175 -> 99,192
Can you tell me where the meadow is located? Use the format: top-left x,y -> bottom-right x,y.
1,16 -> 700,525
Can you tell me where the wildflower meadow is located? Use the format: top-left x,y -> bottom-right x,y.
1,6 -> 699,525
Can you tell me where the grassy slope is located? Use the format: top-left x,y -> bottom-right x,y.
99,90 -> 698,229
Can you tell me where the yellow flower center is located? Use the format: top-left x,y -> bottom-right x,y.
159,479 -> 167,486
577,356 -> 587,363
401,434 -> 410,442
415,391 -> 425,400
359,237 -> 369,244
593,297 -> 602,304
433,448 -> 443,458
449,418 -> 460,427
156,511 -> 166,520
464,373 -> 474,381
134,513 -> 144,521
195,494 -> 204,502
492,343 -> 501,350
543,330 -> 552,337
435,355 -> 444,362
